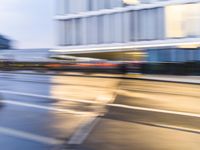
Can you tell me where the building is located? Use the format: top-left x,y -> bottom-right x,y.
0,35 -> 12,49
53,0 -> 200,63
0,49 -> 52,62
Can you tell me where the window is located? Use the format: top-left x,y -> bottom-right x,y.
110,14 -> 116,43
165,3 -> 200,38
138,9 -> 147,40
75,18 -> 82,45
175,49 -> 186,62
65,20 -> 73,45
123,12 -> 131,42
57,0 -> 65,14
88,0 -> 93,11
98,0 -> 106,9
110,0 -> 123,8
104,0 -> 111,9
97,15 -> 104,44
57,21 -> 65,46
91,0 -> 99,11
103,15 -> 112,43
130,10 -> 138,41
86,17 -> 98,44
147,49 -> 158,62
130,7 -> 165,41
113,13 -> 123,43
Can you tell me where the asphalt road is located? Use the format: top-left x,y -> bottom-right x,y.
0,72 -> 199,150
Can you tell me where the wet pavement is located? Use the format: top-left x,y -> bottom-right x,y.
0,72 -> 199,150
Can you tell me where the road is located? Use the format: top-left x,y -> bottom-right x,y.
0,72 -> 199,150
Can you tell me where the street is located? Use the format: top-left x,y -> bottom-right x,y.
0,72 -> 199,150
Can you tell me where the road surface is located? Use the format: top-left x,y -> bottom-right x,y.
0,72 -> 199,150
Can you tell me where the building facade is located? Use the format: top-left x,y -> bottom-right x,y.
54,0 -> 200,63
0,35 -> 12,49
0,49 -> 52,62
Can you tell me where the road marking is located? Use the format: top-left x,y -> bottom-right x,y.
68,116 -> 100,145
67,89 -> 117,145
108,103 -> 200,118
0,90 -> 99,105
2,100 -> 93,116
1,90 -> 200,118
0,127 -> 63,145
150,123 -> 200,134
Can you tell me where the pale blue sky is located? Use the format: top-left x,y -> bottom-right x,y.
0,0 -> 54,48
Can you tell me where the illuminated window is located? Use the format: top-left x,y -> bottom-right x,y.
165,3 -> 200,38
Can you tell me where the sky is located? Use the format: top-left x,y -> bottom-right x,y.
0,0 -> 54,49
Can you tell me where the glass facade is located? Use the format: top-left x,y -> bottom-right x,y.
57,0 -> 124,15
147,49 -> 200,62
55,1 -> 200,63
57,8 -> 165,46
56,1 -> 200,45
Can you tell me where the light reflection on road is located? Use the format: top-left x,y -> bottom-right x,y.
50,76 -> 120,114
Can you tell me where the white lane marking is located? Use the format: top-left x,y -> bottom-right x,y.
0,127 -> 63,145
68,116 -> 100,145
149,123 -> 200,134
0,90 -> 99,105
2,100 -> 92,116
108,104 -> 200,118
1,90 -> 200,118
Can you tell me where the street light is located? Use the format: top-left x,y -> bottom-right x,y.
123,0 -> 140,5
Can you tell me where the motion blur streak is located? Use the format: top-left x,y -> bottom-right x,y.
0,72 -> 199,150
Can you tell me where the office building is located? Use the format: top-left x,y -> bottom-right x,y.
53,0 -> 200,63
